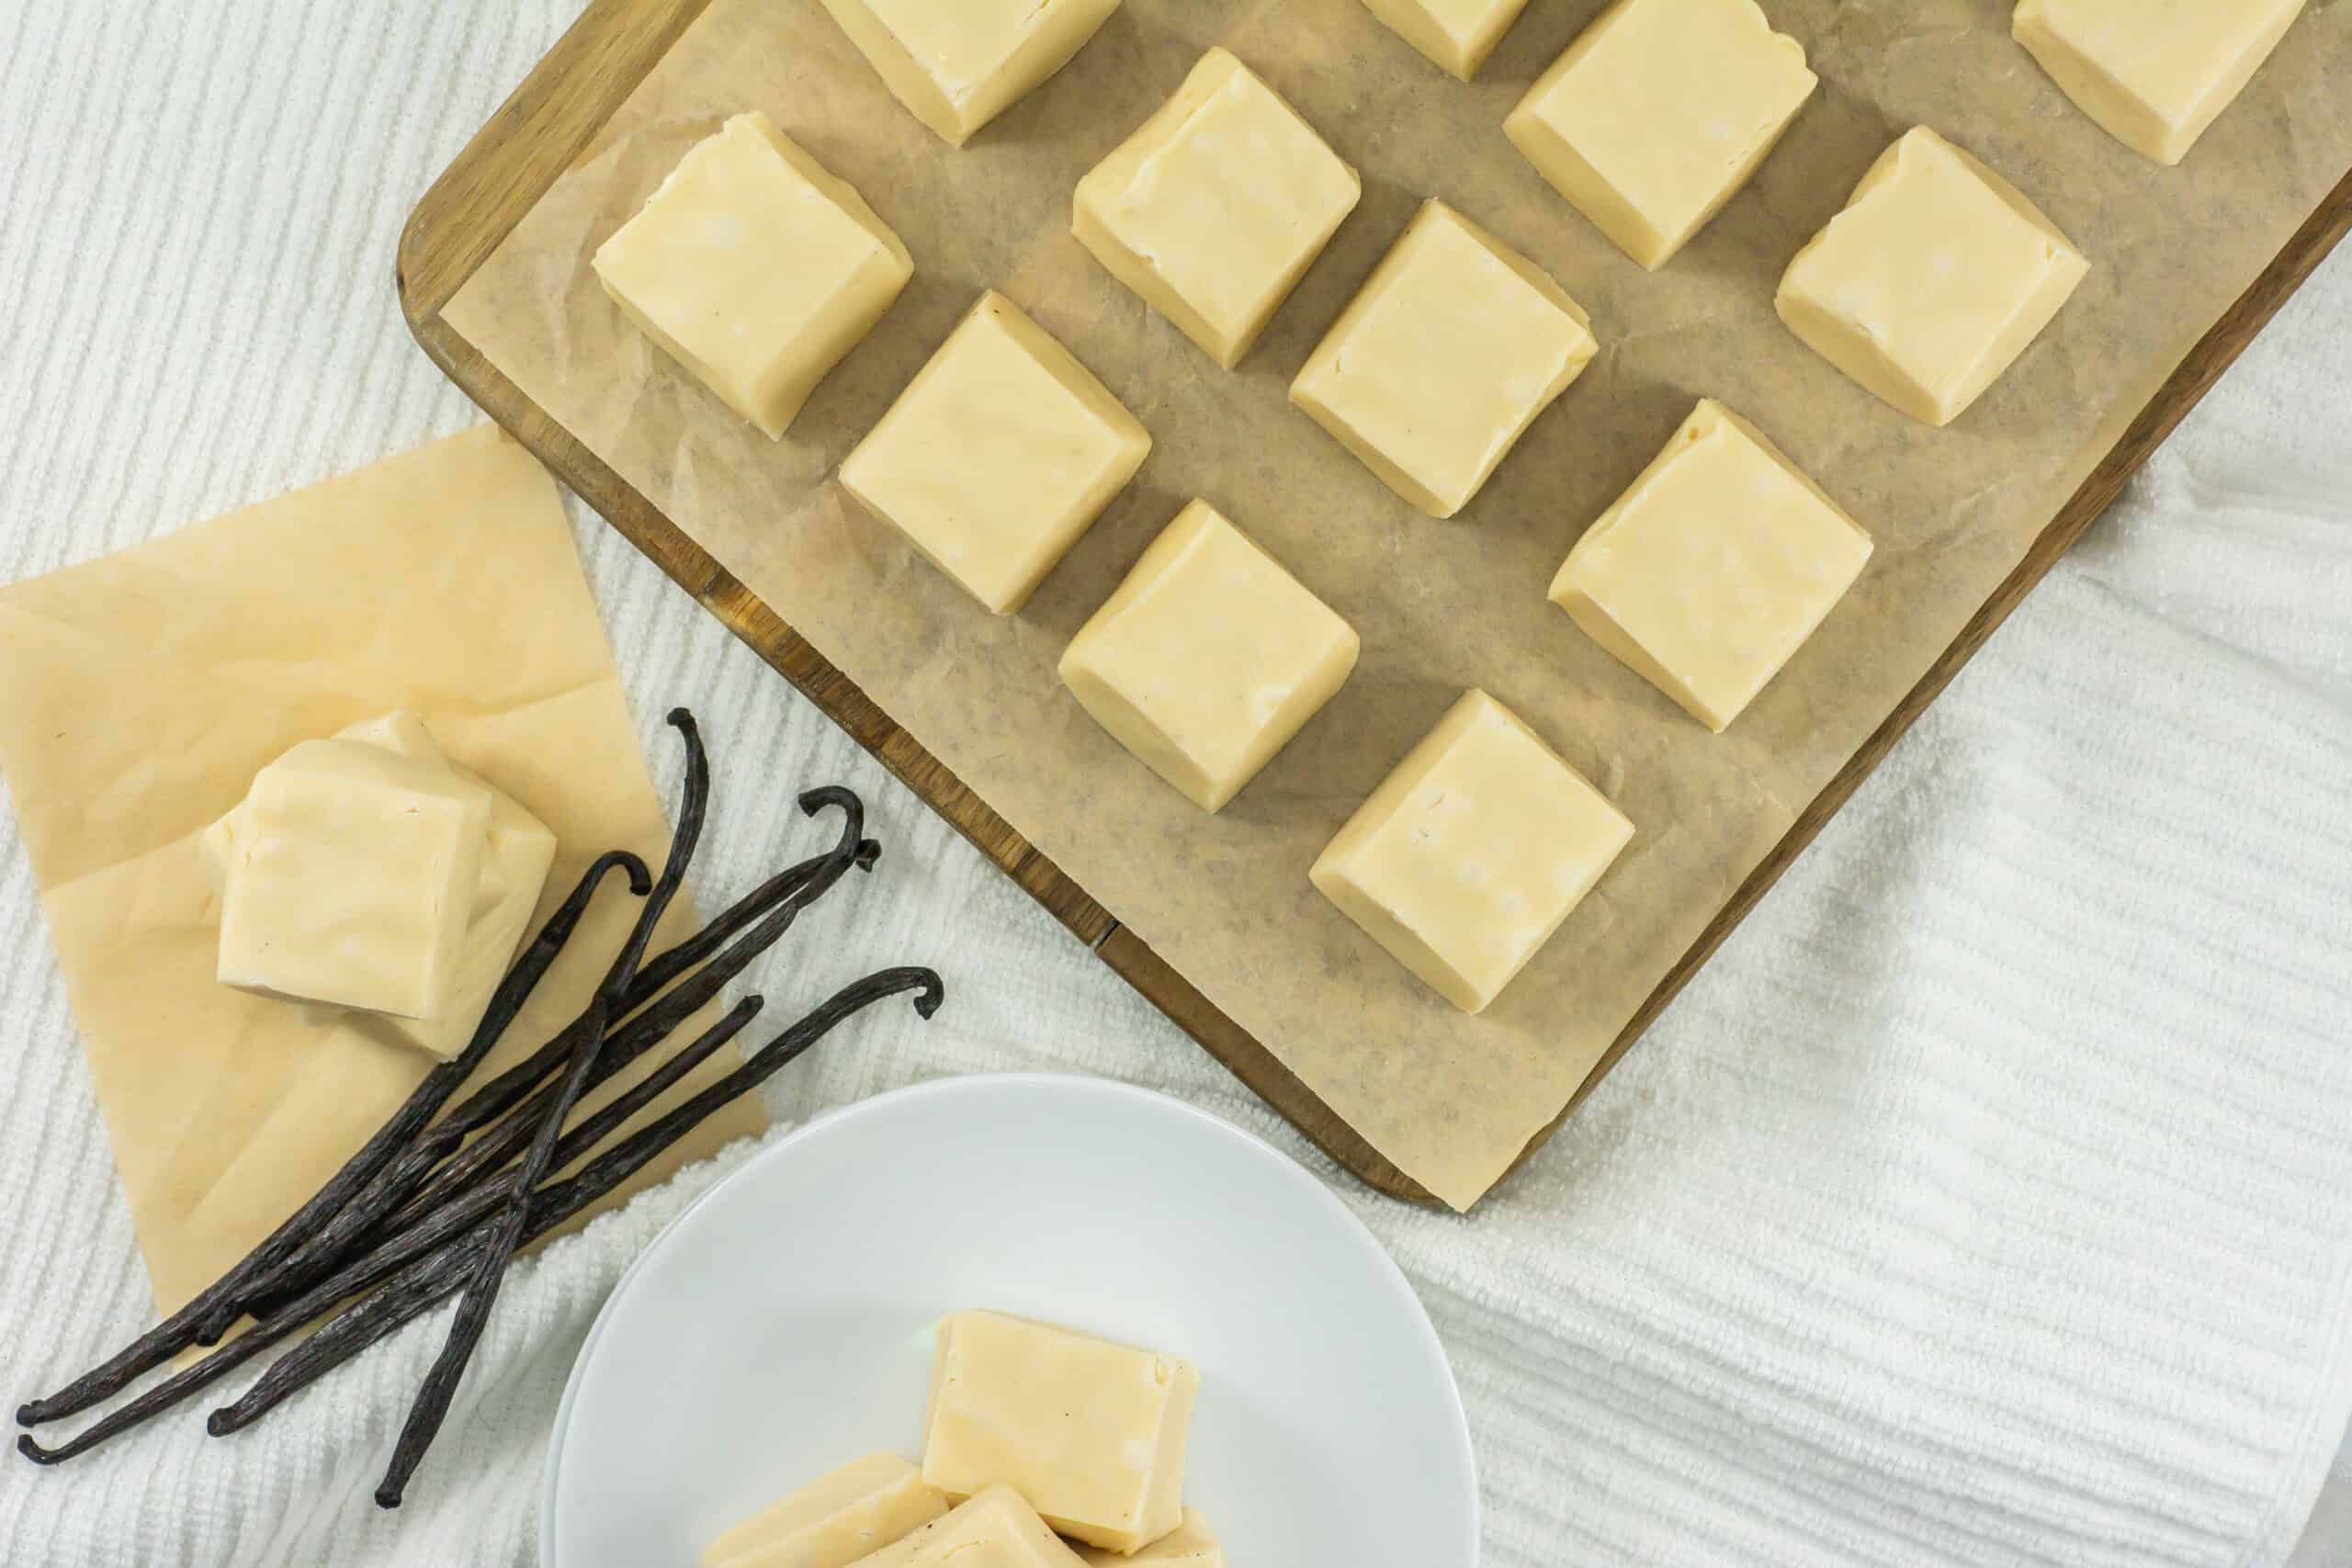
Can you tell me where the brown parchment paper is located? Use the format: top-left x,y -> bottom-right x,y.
444,0 -> 2352,1211
0,426 -> 764,1312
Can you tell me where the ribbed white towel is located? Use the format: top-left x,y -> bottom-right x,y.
2,4 -> 2349,1565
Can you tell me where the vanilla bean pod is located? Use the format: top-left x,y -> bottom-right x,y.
15,850 -> 651,1427
374,710 -> 713,1508
243,811 -> 872,1325
373,837 -> 882,1241
11,997 -> 766,1469
207,1222 -> 497,1438
263,984 -> 769,1325
417,795 -> 870,1145
207,967 -> 943,1451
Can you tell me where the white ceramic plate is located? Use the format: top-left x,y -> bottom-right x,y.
542,1074 -> 1476,1567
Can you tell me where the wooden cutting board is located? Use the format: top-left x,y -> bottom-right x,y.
401,0 -> 2352,1206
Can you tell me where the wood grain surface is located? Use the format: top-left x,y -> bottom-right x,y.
400,0 -> 2352,1206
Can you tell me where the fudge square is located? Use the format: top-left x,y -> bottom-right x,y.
1312,691 -> 1633,1014
2013,0 -> 2309,165
593,113 -> 912,440
847,1486 -> 1087,1568
920,1312 -> 1200,1554
214,738 -> 491,1021
816,0 -> 1123,147
1506,0 -> 1816,270
1776,127 -> 2089,427
1059,500 -> 1360,812
1074,48 -> 1361,369
839,291 -> 1150,615
1550,400 -> 1872,732
1359,0 -> 1538,81
1290,200 -> 1597,518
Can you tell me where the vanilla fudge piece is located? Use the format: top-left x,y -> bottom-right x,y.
1291,200 -> 1596,517
1074,49 -> 1362,368
2013,0 -> 2308,165
847,1487 -> 1087,1568
205,715 -> 556,1055
593,112 -> 912,439
1506,0 -> 1816,269
1360,0 -> 1536,79
1776,128 -> 2088,427
1060,501 -> 1359,811
920,1311 -> 1199,1554
817,0 -> 1122,147
1078,1510 -> 1223,1567
323,715 -> 557,1057
1550,400 -> 1872,732
1313,691 -> 1632,1012
840,292 -> 1150,615
703,1453 -> 949,1568
210,734 -> 492,1022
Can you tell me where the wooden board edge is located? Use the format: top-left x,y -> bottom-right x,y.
400,0 -> 716,320
396,0 -> 2351,1209
1093,928 -> 1437,1202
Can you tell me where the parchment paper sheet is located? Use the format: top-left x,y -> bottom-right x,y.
0,426 -> 764,1312
446,0 -> 2352,1210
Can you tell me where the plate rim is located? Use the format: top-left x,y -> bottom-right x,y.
537,1071 -> 1479,1565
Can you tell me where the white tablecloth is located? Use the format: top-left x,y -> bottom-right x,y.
3,4 -> 2350,1564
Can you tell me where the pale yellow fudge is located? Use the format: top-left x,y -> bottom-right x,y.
920,1311 -> 1199,1554
210,734 -> 492,1023
325,715 -> 557,1058
1074,49 -> 1362,368
840,291 -> 1151,615
1360,0 -> 1536,81
846,1486 -> 1087,1568
1506,0 -> 1816,269
1060,501 -> 1359,812
1312,691 -> 1633,1013
205,715 -> 557,1056
1078,1509 -> 1223,1567
2014,0 -> 2308,166
1291,200 -> 1597,518
817,0 -> 1123,147
703,1453 -> 949,1568
1550,400 -> 1872,732
1776,128 -> 2088,427
593,112 -> 912,439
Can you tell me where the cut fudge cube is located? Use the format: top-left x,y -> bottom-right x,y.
840,291 -> 1151,614
593,112 -> 912,439
817,0 -> 1123,147
1549,400 -> 1872,732
1506,0 -> 1816,269
1060,500 -> 1360,811
1360,0 -> 1537,80
846,1486 -> 1086,1568
1291,200 -> 1597,518
206,714 -> 556,1059
1776,127 -> 2089,426
330,715 -> 558,1057
213,737 -> 492,1021
1077,1509 -> 1223,1567
1074,48 -> 1362,368
2014,0 -> 2308,165
920,1311 -> 1199,1554
701,1452 -> 948,1568
1312,691 -> 1632,1012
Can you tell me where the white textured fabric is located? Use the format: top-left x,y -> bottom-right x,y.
2,4 -> 2350,1565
